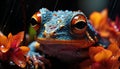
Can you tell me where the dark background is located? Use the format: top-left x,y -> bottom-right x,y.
0,0 -> 119,35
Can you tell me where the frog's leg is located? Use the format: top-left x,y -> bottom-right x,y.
26,41 -> 50,69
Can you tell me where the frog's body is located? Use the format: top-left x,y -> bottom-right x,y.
28,8 -> 103,68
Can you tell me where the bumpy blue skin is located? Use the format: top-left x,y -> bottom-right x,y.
37,8 -> 98,40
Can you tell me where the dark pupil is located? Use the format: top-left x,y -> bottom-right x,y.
30,18 -> 38,26
73,21 -> 87,29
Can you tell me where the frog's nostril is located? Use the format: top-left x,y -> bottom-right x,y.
43,31 -> 55,38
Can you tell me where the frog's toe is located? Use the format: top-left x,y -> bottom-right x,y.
26,52 -> 50,69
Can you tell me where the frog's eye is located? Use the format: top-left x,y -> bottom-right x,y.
71,14 -> 87,35
30,11 -> 41,30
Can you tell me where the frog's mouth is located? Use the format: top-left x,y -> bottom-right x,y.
37,31 -> 97,48
36,37 -> 96,48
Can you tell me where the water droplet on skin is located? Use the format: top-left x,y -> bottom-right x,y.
0,45 -> 8,53
0,45 -> 5,49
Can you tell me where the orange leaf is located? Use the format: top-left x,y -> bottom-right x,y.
89,46 -> 104,59
89,12 -> 102,29
107,42 -> 119,55
20,46 -> 30,55
1,40 -> 11,53
8,33 -> 13,39
0,32 -> 11,53
0,32 -> 7,44
94,49 -> 112,62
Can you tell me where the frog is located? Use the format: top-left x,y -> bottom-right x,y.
27,8 -> 103,69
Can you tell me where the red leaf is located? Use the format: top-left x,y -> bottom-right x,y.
11,31 -> 24,48
11,50 -> 26,68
